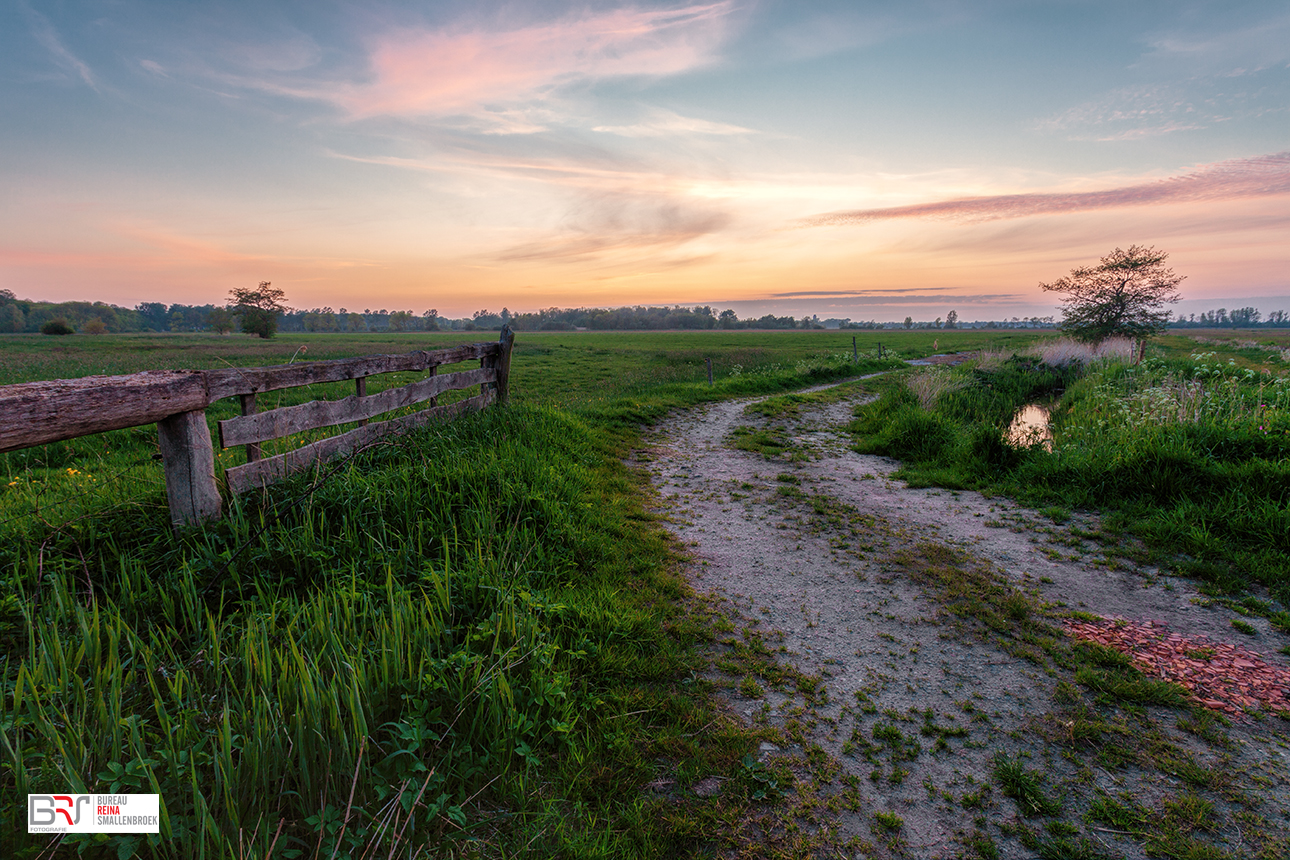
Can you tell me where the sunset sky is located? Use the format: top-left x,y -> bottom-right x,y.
2,0 -> 1288,321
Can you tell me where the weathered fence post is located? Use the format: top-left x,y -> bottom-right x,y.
852,336 -> 857,361
240,393 -> 261,462
157,410 -> 222,528
355,377 -> 368,427
706,358 -> 713,386
495,325 -> 515,404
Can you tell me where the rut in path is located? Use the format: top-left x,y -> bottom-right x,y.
640,380 -> 1290,860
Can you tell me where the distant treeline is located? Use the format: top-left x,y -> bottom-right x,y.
1167,307 -> 1290,328
0,291 -> 1053,335
6,288 -> 1284,335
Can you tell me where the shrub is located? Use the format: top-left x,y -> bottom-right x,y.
81,318 -> 108,335
40,317 -> 75,335
874,406 -> 956,463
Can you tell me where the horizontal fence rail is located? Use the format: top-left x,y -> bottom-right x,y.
0,326 -> 515,527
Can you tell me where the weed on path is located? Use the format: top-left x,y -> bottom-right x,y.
643,380 -> 1290,859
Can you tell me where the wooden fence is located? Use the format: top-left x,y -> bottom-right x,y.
0,326 -> 515,528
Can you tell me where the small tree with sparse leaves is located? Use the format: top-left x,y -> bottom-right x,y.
229,282 -> 288,339
1040,245 -> 1183,348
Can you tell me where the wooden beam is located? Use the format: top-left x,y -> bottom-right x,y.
204,343 -> 500,401
157,410 -> 223,527
225,389 -> 495,494
0,371 -> 208,454
217,367 -> 494,448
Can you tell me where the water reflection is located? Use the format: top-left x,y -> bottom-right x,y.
1006,404 -> 1053,450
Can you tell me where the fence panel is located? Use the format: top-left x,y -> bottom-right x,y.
0,326 -> 515,527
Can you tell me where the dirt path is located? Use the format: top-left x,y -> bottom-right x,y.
641,379 -> 1290,859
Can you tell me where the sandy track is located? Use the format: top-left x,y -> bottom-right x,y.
641,379 -> 1290,859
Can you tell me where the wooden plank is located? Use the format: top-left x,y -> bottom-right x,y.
204,343 -> 500,401
157,409 -> 222,527
217,366 -> 494,447
225,389 -> 496,495
0,371 -> 209,453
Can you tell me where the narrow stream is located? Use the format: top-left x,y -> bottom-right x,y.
1005,403 -> 1053,450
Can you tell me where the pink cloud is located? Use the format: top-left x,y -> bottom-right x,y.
802,151 -> 1290,227
334,3 -> 733,119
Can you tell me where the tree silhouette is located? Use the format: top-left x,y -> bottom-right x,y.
1041,246 -> 1183,345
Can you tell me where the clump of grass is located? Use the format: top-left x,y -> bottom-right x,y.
906,366 -> 968,410
992,754 -> 1061,817
872,810 -> 904,832
973,347 -> 1015,371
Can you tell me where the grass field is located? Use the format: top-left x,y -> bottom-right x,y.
14,326 -> 1286,858
2,328 -> 967,859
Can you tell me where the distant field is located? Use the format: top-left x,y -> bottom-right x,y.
3,328 -> 1046,501
0,327 -> 1047,390
0,324 -> 1009,416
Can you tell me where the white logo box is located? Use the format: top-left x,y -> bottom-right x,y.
28,794 -> 160,834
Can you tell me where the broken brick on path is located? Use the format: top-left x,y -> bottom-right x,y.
1062,616 -> 1290,719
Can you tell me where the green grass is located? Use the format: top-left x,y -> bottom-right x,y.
992,754 -> 1061,817
0,328 -> 982,859
846,341 -> 1290,604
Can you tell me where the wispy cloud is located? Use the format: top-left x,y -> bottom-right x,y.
593,107 -> 753,138
1144,12 -> 1290,73
308,3 -> 734,123
19,3 -> 98,91
772,287 -> 965,297
1035,72 -> 1290,141
1037,13 -> 1290,142
498,195 -> 730,263
801,151 -> 1290,227
766,292 -> 1022,305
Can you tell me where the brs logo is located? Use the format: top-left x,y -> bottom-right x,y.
29,794 -> 91,827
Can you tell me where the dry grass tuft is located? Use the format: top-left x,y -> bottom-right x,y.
1032,337 -> 1134,368
906,367 -> 967,410
973,348 -> 1014,371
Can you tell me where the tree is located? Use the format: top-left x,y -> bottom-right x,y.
903,316 -> 913,329
388,310 -> 413,332
0,303 -> 23,333
208,307 -> 235,334
944,310 -> 958,329
229,282 -> 288,339
1040,246 -> 1183,345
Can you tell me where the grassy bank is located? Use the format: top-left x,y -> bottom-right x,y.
847,337 -> 1290,614
2,330 -> 926,858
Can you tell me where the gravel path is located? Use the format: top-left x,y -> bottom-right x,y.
641,378 -> 1290,859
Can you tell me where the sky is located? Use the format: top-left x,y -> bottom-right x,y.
1,0 -> 1288,322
